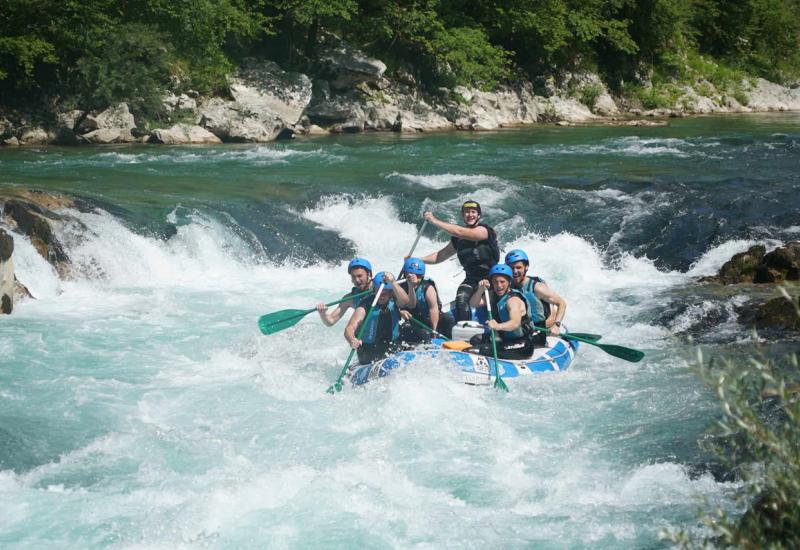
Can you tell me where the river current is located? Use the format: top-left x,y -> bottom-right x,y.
1,114 -> 799,548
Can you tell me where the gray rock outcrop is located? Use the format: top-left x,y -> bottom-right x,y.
317,35 -> 387,90
745,78 -> 800,111
77,103 -> 137,143
150,124 -> 222,145
18,127 -> 55,145
199,60 -> 312,142
1,195 -> 71,277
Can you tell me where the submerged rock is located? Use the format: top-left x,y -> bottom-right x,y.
754,295 -> 800,331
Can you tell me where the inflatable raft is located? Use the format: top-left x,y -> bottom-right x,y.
349,321 -> 579,387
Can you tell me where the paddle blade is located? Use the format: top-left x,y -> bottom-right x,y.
494,374 -> 509,392
596,343 -> 645,363
258,309 -> 309,335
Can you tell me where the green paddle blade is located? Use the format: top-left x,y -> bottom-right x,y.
594,343 -> 645,363
258,308 -> 311,335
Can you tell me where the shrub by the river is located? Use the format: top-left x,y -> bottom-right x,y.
666,290 -> 800,548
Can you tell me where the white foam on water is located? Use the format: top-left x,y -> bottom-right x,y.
0,194 -> 744,549
686,238 -> 783,277
386,172 -> 505,190
2,228 -> 62,299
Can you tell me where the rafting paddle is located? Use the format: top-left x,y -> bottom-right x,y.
258,289 -> 373,335
484,288 -> 509,392
540,327 -> 644,363
406,315 -> 451,341
327,282 -> 386,394
563,332 -> 602,342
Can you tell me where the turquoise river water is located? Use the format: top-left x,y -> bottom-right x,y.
1,113 -> 800,548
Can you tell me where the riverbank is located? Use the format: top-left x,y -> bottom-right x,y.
2,37 -> 800,147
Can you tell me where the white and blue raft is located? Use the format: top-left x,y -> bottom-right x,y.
348,321 -> 579,387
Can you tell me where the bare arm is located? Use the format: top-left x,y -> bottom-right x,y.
469,279 -> 490,309
535,284 -> 566,334
344,307 -> 366,348
418,242 -> 456,265
424,211 -> 488,241
317,297 -> 352,327
487,296 -> 524,332
426,284 -> 440,330
386,273 -> 411,308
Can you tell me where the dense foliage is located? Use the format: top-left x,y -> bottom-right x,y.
666,292 -> 800,548
1,0 -> 799,117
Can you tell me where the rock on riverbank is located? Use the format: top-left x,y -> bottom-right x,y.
2,37 -> 800,146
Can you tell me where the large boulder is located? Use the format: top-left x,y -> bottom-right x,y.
754,241 -> 800,283
538,96 -> 596,123
700,242 -> 800,284
1,198 -> 70,276
161,92 -> 197,114
701,245 -> 766,284
18,127 -> 55,145
745,78 -> 800,111
231,61 -> 312,127
199,60 -> 312,142
0,229 -> 13,314
150,124 -> 221,145
451,84 -> 538,130
77,103 -> 136,143
317,35 -> 387,90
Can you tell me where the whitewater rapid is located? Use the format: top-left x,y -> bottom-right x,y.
4,117 -> 799,547
2,193 -> 756,548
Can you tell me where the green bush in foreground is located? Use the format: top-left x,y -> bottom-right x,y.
666,291 -> 800,548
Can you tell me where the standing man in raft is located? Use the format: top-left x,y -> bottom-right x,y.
416,200 -> 500,321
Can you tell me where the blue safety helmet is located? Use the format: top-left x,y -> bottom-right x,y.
504,249 -> 529,266
402,257 -> 426,277
488,264 -> 513,280
347,257 -> 372,274
373,271 -> 393,290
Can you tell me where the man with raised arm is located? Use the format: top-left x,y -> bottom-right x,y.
316,258 -> 374,326
416,200 -> 500,322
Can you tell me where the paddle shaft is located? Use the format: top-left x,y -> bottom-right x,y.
407,315 -> 451,341
262,289 -> 374,329
484,288 -> 509,391
328,282 -> 387,393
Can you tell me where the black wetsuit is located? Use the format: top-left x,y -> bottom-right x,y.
450,222 -> 500,321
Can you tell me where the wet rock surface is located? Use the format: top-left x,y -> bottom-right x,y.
0,228 -> 13,313
1,191 -> 74,277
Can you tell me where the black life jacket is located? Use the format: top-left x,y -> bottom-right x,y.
450,222 -> 500,279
